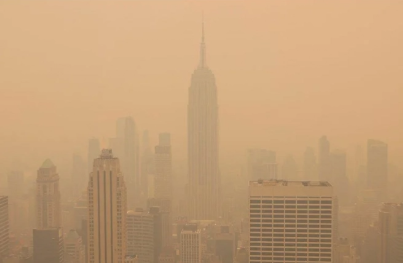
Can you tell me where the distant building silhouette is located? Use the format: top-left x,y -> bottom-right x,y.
187,22 -> 220,220
33,228 -> 64,263
87,138 -> 100,175
318,136 -> 331,181
367,139 -> 388,199
379,203 -> 403,263
87,149 -> 127,263
65,229 -> 85,263
247,149 -> 277,180
303,147 -> 317,180
36,159 -> 61,229
281,155 -> 298,180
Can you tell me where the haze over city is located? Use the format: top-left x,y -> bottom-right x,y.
0,1 -> 403,263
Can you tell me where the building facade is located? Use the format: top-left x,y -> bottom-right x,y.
36,159 -> 61,229
249,180 -> 337,263
87,149 -> 127,263
33,228 -> 64,263
0,196 -> 9,261
187,23 -> 220,220
180,224 -> 201,263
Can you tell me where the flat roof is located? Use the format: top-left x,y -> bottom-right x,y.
249,180 -> 331,187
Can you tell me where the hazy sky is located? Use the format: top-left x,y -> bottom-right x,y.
1,1 -> 403,173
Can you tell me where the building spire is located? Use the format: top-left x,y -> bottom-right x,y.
199,14 -> 206,68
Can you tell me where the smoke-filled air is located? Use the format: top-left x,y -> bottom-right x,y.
0,1 -> 402,263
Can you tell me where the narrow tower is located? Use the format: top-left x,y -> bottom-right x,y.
36,159 -> 61,229
87,149 -> 127,263
187,21 -> 220,220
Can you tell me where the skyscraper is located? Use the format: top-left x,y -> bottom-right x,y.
33,228 -> 64,263
367,139 -> 388,197
0,196 -> 9,261
249,180 -> 336,263
36,159 -> 61,229
65,229 -> 85,263
187,22 -> 220,220
141,130 -> 155,204
88,138 -> 100,175
318,136 -> 330,181
329,150 -> 350,205
303,147 -> 317,181
180,224 -> 201,263
154,133 -> 173,202
247,149 -> 277,181
378,203 -> 403,263
71,154 -> 87,200
110,117 -> 140,209
87,149 -> 127,263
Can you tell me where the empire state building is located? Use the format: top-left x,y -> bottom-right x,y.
187,23 -> 220,220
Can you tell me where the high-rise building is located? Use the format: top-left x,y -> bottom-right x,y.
0,196 -> 9,261
318,136 -> 330,181
247,149 -> 277,181
180,224 -> 201,263
141,130 -> 155,205
7,171 -> 26,237
87,149 -> 127,263
367,139 -> 388,198
213,226 -> 236,263
65,229 -> 85,263
249,180 -> 336,263
33,228 -> 64,263
187,22 -> 220,220
379,203 -> 403,263
329,150 -> 350,205
88,138 -> 100,175
110,117 -> 140,209
303,147 -> 317,181
71,154 -> 87,200
36,159 -> 61,229
126,207 -> 163,263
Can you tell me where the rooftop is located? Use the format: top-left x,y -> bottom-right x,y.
40,159 -> 55,169
250,179 -> 331,187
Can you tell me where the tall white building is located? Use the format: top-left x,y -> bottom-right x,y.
36,159 -> 61,229
180,224 -> 202,263
249,180 -> 337,263
87,149 -> 127,263
187,22 -> 220,220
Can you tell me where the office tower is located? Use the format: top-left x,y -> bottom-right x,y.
65,230 -> 85,263
214,226 -> 236,263
88,138 -> 100,174
71,154 -> 86,200
127,209 -> 154,263
281,155 -> 298,180
141,130 -> 155,204
110,117 -> 140,209
147,199 -> 171,250
7,171 -> 26,237
303,147 -> 317,181
180,224 -> 202,263
367,139 -> 388,198
247,149 -> 277,180
378,203 -> 403,263
33,228 -> 64,263
0,196 -> 9,261
87,149 -> 127,263
249,180 -> 336,263
187,22 -> 220,220
154,133 -> 173,248
36,159 -> 61,229
126,207 -> 163,263
334,238 -> 358,263
329,150 -> 350,205
319,136 -> 330,181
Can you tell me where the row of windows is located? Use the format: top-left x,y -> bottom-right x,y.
250,210 -> 332,214
251,228 -> 332,233
250,257 -> 331,262
250,223 -> 332,227
251,219 -> 332,224
250,252 -> 331,257
251,238 -> 332,243
251,214 -> 332,218
250,200 -> 332,204
250,243 -> 332,247
250,205 -> 332,209
250,233 -> 332,238
250,247 -> 331,252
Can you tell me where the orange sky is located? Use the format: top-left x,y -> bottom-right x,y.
1,1 -> 403,174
